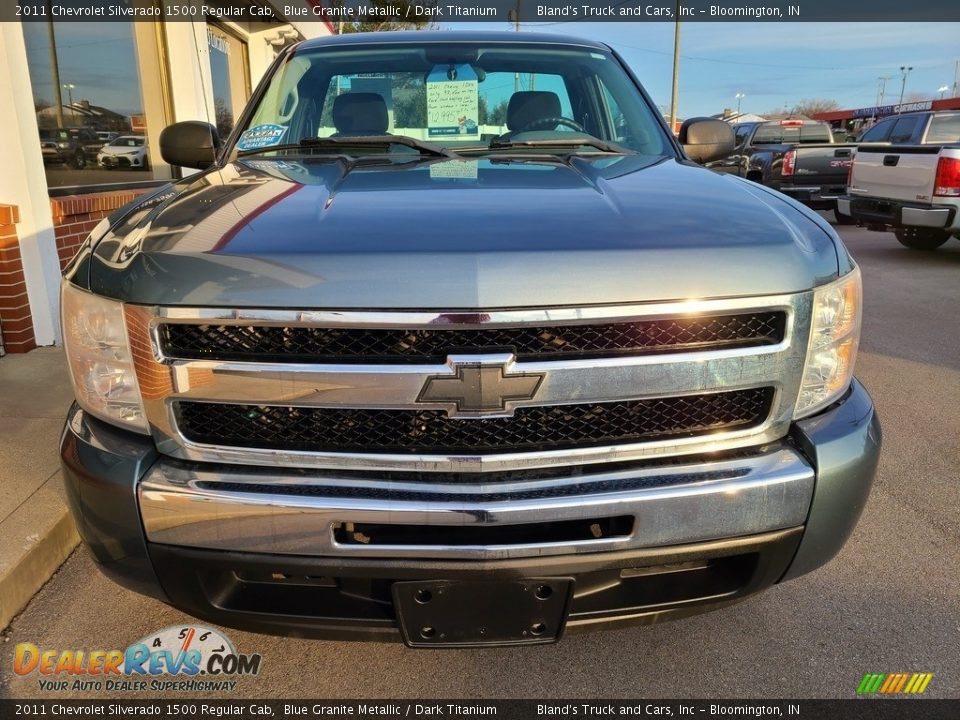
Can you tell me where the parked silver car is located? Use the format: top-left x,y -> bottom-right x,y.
97,135 -> 149,170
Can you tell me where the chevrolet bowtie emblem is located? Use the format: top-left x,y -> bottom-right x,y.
417,361 -> 545,417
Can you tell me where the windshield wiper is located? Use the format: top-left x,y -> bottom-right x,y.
481,137 -> 633,154
237,135 -> 457,158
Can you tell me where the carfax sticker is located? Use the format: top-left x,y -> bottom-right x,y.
236,123 -> 287,150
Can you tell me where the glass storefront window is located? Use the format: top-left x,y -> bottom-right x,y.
207,24 -> 250,139
23,20 -> 170,189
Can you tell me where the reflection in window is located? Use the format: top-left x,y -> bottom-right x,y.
208,24 -> 250,140
209,26 -> 234,137
23,21 -> 166,188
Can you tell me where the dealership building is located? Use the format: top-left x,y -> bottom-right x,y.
0,10 -> 332,354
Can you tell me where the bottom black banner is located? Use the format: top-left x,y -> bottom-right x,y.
3,700 -> 959,720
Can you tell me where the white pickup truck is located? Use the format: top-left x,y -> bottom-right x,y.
840,144 -> 960,250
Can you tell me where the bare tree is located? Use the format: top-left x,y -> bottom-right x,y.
788,98 -> 841,117
214,96 -> 233,138
332,0 -> 435,32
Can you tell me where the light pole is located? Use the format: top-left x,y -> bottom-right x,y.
938,85 -> 949,100
876,76 -> 891,106
898,66 -> 913,110
62,83 -> 75,121
668,0 -> 681,135
735,93 -> 745,116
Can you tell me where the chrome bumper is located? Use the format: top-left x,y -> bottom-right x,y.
840,196 -> 956,229
139,446 -> 814,560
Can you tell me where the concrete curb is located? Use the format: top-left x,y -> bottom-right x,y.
0,489 -> 79,630
0,348 -> 79,629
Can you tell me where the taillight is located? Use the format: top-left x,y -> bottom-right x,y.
782,150 -> 796,177
934,156 -> 960,197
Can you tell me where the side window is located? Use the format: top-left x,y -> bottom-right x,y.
889,117 -> 920,144
734,125 -> 751,146
860,119 -> 894,143
925,114 -> 960,144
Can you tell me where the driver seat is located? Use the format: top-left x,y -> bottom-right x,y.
506,91 -> 562,133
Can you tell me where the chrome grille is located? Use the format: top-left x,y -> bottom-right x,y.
129,294 -> 810,472
175,388 -> 773,455
158,311 -> 786,363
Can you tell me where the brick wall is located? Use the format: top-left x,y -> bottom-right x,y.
0,204 -> 35,354
0,189 -> 152,354
51,189 -> 149,272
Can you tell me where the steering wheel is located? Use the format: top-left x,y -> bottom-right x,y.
516,116 -> 585,133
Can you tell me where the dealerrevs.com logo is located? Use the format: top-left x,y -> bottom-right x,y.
13,625 -> 262,693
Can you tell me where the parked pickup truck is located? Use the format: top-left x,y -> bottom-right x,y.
59,31 -> 879,647
840,144 -> 960,250
710,119 -> 858,221
856,109 -> 960,145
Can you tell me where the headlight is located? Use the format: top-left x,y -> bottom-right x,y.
794,267 -> 862,419
61,282 -> 149,434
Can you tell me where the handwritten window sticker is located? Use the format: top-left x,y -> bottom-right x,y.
236,123 -> 288,151
426,64 -> 479,141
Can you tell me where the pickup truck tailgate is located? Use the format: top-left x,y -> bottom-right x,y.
793,144 -> 855,187
850,145 -> 942,202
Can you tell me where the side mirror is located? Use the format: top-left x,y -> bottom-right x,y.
679,118 -> 735,164
159,121 -> 221,169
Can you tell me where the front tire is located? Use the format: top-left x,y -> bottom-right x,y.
72,151 -> 86,170
894,227 -> 950,250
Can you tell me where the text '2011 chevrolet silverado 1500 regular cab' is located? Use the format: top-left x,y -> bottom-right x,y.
60,32 -> 880,648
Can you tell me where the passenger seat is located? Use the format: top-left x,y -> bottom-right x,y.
332,92 -> 389,135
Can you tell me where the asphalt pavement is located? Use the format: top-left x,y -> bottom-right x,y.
2,223 -> 958,700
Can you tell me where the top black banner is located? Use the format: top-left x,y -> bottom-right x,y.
6,0 -> 960,23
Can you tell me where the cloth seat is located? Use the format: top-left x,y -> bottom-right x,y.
332,93 -> 389,135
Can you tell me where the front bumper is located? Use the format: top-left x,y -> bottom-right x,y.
98,155 -> 143,168
60,380 -> 880,642
839,195 -> 958,231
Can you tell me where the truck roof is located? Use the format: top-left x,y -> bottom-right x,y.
297,30 -> 610,52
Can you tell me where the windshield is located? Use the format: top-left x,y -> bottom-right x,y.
753,123 -> 833,144
40,129 -> 69,141
109,137 -> 144,147
234,41 -> 669,157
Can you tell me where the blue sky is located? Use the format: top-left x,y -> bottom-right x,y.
24,22 -> 144,116
443,22 -> 960,117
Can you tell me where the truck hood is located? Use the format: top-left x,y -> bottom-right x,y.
85,154 -> 840,308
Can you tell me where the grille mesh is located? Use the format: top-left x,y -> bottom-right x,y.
175,388 -> 773,455
159,312 -> 785,364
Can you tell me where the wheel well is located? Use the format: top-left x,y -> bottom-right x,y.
746,170 -> 764,183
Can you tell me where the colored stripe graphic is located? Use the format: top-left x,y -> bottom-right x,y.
857,674 -> 885,693
857,673 -> 933,694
